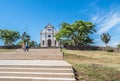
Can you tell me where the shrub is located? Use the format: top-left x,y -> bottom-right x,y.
106,46 -> 114,52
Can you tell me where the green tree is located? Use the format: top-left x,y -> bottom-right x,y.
101,33 -> 111,47
29,40 -> 38,48
16,40 -> 24,45
117,43 -> 120,48
0,29 -> 20,45
21,32 -> 30,42
56,20 -> 96,46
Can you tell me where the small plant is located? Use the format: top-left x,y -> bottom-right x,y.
106,46 -> 114,52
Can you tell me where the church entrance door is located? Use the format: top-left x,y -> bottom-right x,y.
48,39 -> 51,47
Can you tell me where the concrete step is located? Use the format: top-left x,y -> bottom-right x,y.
0,67 -> 73,73
0,76 -> 76,81
0,60 -> 72,68
0,65 -> 72,69
0,72 -> 74,78
0,54 -> 63,60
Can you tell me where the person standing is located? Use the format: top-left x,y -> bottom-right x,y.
22,42 -> 26,52
25,42 -> 29,52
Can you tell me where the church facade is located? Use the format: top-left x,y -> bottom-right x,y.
40,23 -> 59,47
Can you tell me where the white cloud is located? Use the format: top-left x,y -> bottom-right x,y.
108,41 -> 120,47
91,9 -> 120,34
91,8 -> 120,47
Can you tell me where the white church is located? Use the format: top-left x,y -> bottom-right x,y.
40,23 -> 59,47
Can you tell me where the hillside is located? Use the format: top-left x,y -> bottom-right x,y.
63,49 -> 120,81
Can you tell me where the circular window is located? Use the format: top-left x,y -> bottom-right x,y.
48,35 -> 51,37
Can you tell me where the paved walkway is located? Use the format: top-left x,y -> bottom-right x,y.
0,49 -> 63,60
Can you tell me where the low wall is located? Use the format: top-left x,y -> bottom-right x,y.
64,45 -> 120,53
0,45 -> 21,49
0,46 -> 59,49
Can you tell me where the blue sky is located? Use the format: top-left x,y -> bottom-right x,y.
0,0 -> 120,47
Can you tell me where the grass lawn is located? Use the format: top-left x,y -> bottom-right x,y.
0,49 -> 16,52
62,49 -> 120,81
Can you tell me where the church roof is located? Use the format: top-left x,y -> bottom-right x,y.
41,23 -> 59,34
45,23 -> 54,28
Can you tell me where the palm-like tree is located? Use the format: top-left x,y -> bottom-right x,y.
101,33 -> 111,47
21,32 -> 30,42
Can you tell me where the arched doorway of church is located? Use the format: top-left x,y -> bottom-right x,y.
48,39 -> 51,47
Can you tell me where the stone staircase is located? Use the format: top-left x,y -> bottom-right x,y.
0,49 -> 76,81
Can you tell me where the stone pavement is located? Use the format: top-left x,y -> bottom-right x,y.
0,48 -> 76,81
0,49 -> 63,60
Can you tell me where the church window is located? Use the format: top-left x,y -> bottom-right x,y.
48,29 -> 51,31
48,35 -> 51,38
43,40 -> 44,45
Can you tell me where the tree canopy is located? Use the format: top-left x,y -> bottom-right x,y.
21,32 -> 30,42
0,29 -> 20,45
55,20 -> 96,46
